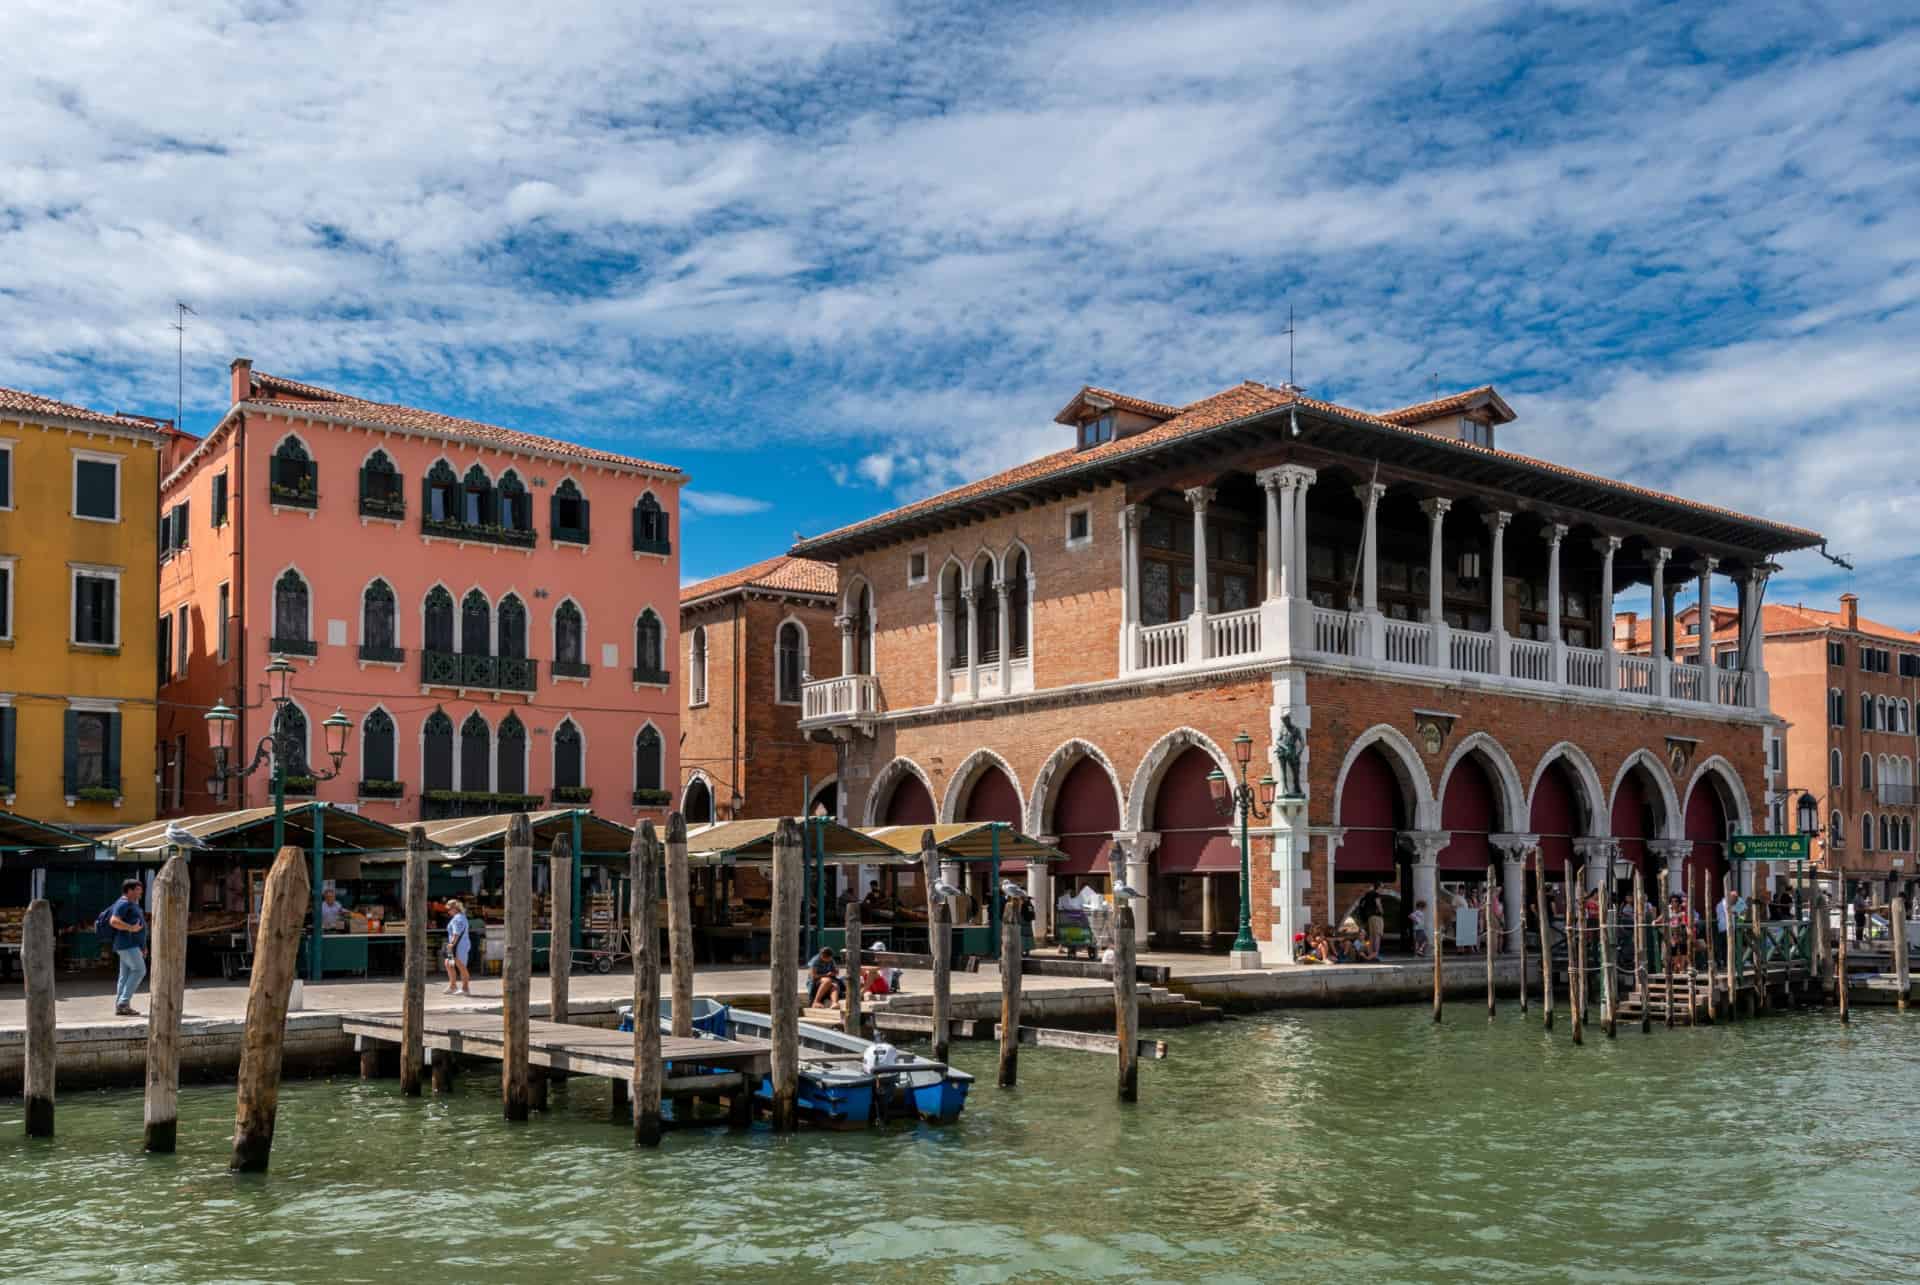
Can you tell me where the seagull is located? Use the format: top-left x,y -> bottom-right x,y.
163,820 -> 209,850
1113,881 -> 1142,900
999,880 -> 1030,902
932,879 -> 965,900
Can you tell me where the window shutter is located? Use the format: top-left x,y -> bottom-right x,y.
633,503 -> 643,548
105,713 -> 122,791
177,501 -> 190,548
422,473 -> 434,517
549,488 -> 561,534
578,498 -> 590,540
0,707 -> 14,790
63,710 -> 78,796
160,513 -> 174,554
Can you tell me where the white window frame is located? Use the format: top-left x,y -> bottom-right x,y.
551,716 -> 587,791
71,448 -> 123,523
0,437 -> 15,511
633,720 -> 665,794
0,554 -> 15,642
774,615 -> 808,706
689,625 -> 709,707
69,562 -> 123,648
360,703 -> 398,784
1064,503 -> 1093,550
216,581 -> 231,662
906,548 -> 928,587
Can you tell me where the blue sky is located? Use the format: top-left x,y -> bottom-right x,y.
3,1 -> 1917,617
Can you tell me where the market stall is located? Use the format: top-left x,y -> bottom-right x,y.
865,822 -> 1068,957
684,817 -> 902,963
0,810 -> 116,978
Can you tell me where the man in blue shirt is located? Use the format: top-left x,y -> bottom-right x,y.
107,878 -> 148,1016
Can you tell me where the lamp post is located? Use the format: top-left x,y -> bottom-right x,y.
1207,731 -> 1277,967
1794,788 -> 1823,920
205,658 -> 353,979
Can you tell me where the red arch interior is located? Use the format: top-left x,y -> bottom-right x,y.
1682,777 -> 1730,897
1052,756 -> 1120,877
883,773 -> 935,826
1338,747 -> 1406,873
1438,755 -> 1497,871
1155,747 -> 1234,873
1610,767 -> 1659,888
1531,759 -> 1583,877
961,764 -> 1025,872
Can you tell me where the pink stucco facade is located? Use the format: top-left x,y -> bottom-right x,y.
156,359 -> 683,826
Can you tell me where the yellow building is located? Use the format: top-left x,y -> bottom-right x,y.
0,387 -> 165,827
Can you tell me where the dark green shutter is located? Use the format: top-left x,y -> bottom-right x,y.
0,444 -> 10,507
578,498 -> 590,541
549,488 -> 561,534
0,707 -> 15,790
178,500 -> 189,547
105,713 -> 121,792
62,710 -> 78,795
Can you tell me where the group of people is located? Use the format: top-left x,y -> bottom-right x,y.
809,947 -> 901,1007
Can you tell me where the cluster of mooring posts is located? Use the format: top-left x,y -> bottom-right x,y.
16,816 -> 1166,1167
1423,850 -> 1912,1039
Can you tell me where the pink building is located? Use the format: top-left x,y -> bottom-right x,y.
156,359 -> 683,824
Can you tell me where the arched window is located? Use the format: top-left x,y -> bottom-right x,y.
1830,749 -> 1843,788
1881,815 -> 1893,852
633,492 -> 670,553
635,609 -> 665,682
854,583 -> 873,675
272,701 -> 309,779
422,709 -> 454,792
271,569 -> 312,653
462,464 -> 494,527
942,564 -> 967,670
361,707 -> 396,785
1862,813 -> 1875,852
551,478 -> 589,543
974,557 -> 999,663
359,449 -> 403,518
1830,689 -> 1844,726
689,625 -> 708,704
498,594 -> 528,660
461,589 -> 491,656
270,436 -> 317,508
496,712 -> 527,796
776,620 -> 805,703
554,600 -> 585,673
497,470 -> 531,535
1831,810 -> 1845,848
553,719 -> 584,792
423,586 -> 455,653
460,712 -> 490,792
361,579 -> 399,660
635,725 -> 664,795
1905,818 -> 1914,853
1876,696 -> 1889,730
1862,693 -> 1874,730
424,460 -> 459,523
1009,549 -> 1030,660
1862,754 -> 1874,791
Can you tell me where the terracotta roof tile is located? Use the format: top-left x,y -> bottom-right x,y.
1378,385 -> 1515,426
0,385 -> 165,433
245,370 -> 681,476
797,379 -> 1821,555
681,554 -> 837,606
1757,603 -> 1920,644
1053,385 -> 1184,424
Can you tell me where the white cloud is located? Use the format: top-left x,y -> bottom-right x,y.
683,489 -> 772,516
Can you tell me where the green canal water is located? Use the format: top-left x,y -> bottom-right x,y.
3,1006 -> 1917,1283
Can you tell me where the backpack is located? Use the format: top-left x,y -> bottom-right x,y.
95,903 -> 117,944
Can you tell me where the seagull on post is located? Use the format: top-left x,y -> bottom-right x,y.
1112,880 -> 1142,900
163,820 -> 209,851
999,880 -> 1029,902
932,878 -> 965,901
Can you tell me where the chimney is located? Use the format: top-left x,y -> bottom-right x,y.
229,356 -> 253,406
1615,611 -> 1637,644
1840,592 -> 1858,631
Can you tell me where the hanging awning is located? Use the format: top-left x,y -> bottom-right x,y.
864,823 -> 1067,864
104,804 -> 414,858
0,809 -> 104,861
685,817 -> 899,865
409,809 -> 634,861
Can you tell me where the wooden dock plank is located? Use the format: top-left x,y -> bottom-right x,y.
341,1014 -> 770,1084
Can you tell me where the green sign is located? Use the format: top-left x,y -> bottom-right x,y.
1727,833 -> 1810,861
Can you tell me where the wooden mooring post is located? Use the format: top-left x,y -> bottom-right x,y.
401,826 -> 429,1096
1705,872 -> 1721,1023
1114,899 -> 1139,1102
231,846 -> 311,1173
1535,857 -> 1553,1032
1599,871 -> 1617,1040
1837,885 -> 1851,1025
1725,873 -> 1740,1019
632,821 -> 664,1146
1518,852 -> 1530,1016
769,817 -> 802,1132
666,812 -> 695,1039
549,834 -> 573,1029
1750,897 -> 1770,1016
923,829 -> 952,1067
22,898 -> 56,1139
1811,893 -> 1829,1007
1894,895 -> 1910,1012
144,852 -> 190,1151
1569,865 -> 1584,1046
998,896 -> 1022,1088
1485,862 -> 1496,1021
502,814 -> 533,1122
1663,877 -> 1676,1030
845,900 -> 863,1039
1632,868 -> 1650,1035
1430,893 -> 1443,1024
1683,870 -> 1698,1027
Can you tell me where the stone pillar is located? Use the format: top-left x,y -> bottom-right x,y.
1257,469 -> 1292,659
1596,535 -> 1620,690
1404,833 -> 1449,939
1493,841 -> 1533,955
1574,839 -> 1616,895
1356,481 -> 1387,659
1182,484 -> 1213,660
1264,807 -> 1313,964
1650,839 -> 1690,901
995,579 -> 1012,696
963,587 -> 979,701
1113,833 -> 1157,949
1291,468 -> 1317,640
1120,505 -> 1142,673
1026,858 -> 1053,945
1745,563 -> 1774,709
1545,522 -> 1568,684
1696,556 -> 1718,704
1421,497 -> 1452,668
1650,547 -> 1671,696
1258,469 -> 1284,599
1486,510 -> 1511,675
934,588 -> 952,703
837,612 -> 854,676
1320,829 -> 1347,937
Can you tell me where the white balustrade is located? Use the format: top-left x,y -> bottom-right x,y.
1509,638 -> 1552,683
1138,619 -> 1189,670
1715,667 -> 1753,707
1565,645 -> 1605,690
1668,663 -> 1705,702
1312,607 -> 1366,658
800,673 -> 881,723
1616,654 -> 1654,696
1207,606 -> 1262,660
1449,628 -> 1495,675
1382,617 -> 1432,667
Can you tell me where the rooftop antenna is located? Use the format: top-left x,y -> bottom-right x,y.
1282,304 -> 1303,436
170,302 -> 196,430
1281,304 -> 1297,389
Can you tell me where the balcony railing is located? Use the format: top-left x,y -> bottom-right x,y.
420,649 -> 537,693
1208,606 -> 1261,660
800,673 -> 881,725
1715,668 -> 1752,707
1509,638 -> 1551,684
358,643 -> 405,664
1566,645 -> 1606,690
1138,620 -> 1187,669
631,665 -> 670,686
422,790 -> 544,820
1450,627 -> 1496,675
1668,663 -> 1705,703
551,658 -> 592,680
1381,617 -> 1431,668
1313,607 -> 1365,658
268,636 -> 318,657
1617,653 -> 1655,696
421,516 -> 538,549
1878,784 -> 1918,808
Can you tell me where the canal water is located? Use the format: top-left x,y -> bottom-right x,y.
3,1006 -> 1917,1283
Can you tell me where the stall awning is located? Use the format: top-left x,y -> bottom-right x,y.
104,804 -> 414,857
864,823 -> 1067,864
412,809 -> 634,861
0,809 -> 102,860
685,817 -> 900,865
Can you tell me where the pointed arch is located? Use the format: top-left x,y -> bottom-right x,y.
359,576 -> 399,654
1027,739 -> 1126,837
424,458 -> 460,523
497,592 -> 528,660
420,708 -> 455,793
551,716 -> 585,792
1683,754 -> 1754,838
268,432 -> 317,507
1525,741 -> 1607,836
635,607 -> 666,682
1003,539 -> 1033,661
1125,726 -> 1236,832
271,697 -> 310,778
842,575 -> 875,676
688,623 -> 708,704
458,710 -> 491,792
552,598 -> 586,668
496,468 -> 531,533
938,748 -> 1026,825
864,756 -> 936,826
634,722 -> 665,793
633,490 -> 670,552
1435,732 -> 1529,834
938,559 -> 968,671
270,565 -> 312,650
682,771 -> 716,824
460,462 -> 495,526
496,711 -> 528,796
550,477 -> 590,543
1332,724 -> 1436,828
1608,748 -> 1684,841
421,583 -> 455,654
775,614 -> 808,704
359,704 -> 397,785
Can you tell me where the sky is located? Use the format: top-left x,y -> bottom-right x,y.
2,0 -> 1916,620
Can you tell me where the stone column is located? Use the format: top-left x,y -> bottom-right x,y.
1650,547 -> 1671,697
1574,839 -> 1616,895
1264,810 -> 1312,964
995,578 -> 1012,696
1696,556 -> 1718,704
1257,469 -> 1284,599
1745,563 -> 1774,709
1545,523 -> 1568,684
1257,468 -> 1293,659
1026,855 -> 1053,945
1404,833 -> 1450,942
1356,481 -> 1387,659
1185,486 -> 1215,663
933,588 -> 952,703
1320,829 -> 1347,938
1291,468 -> 1317,641
1421,497 -> 1452,668
1596,535 -> 1620,690
1120,504 -> 1142,673
1486,510 -> 1511,675
837,612 -> 854,676
1113,833 -> 1157,949
1491,838 -> 1535,955
963,587 -> 979,701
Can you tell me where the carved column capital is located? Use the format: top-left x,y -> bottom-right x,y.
1183,485 -> 1217,511
1419,496 -> 1453,520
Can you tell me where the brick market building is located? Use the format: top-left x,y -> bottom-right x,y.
1620,592 -> 1919,879
678,554 -> 840,822
792,379 -> 1820,964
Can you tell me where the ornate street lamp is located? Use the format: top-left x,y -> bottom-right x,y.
1208,731 -> 1276,967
